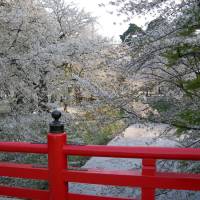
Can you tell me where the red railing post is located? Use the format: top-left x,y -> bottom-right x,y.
141,159 -> 156,200
48,111 -> 67,200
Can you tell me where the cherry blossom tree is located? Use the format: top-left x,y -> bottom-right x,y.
0,0 -> 104,113
103,0 -> 200,147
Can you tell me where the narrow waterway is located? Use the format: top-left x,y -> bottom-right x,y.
70,123 -> 200,200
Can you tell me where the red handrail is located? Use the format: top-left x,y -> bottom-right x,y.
0,142 -> 48,153
64,144 -> 200,160
0,131 -> 199,200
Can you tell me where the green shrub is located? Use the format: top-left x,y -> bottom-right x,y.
150,99 -> 173,112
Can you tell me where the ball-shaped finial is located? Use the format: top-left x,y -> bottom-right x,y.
49,110 -> 64,133
51,110 -> 61,122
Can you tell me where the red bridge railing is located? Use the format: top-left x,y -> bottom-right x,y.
0,111 -> 200,200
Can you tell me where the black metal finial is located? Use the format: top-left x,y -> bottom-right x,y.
52,110 -> 61,122
49,110 -> 64,133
